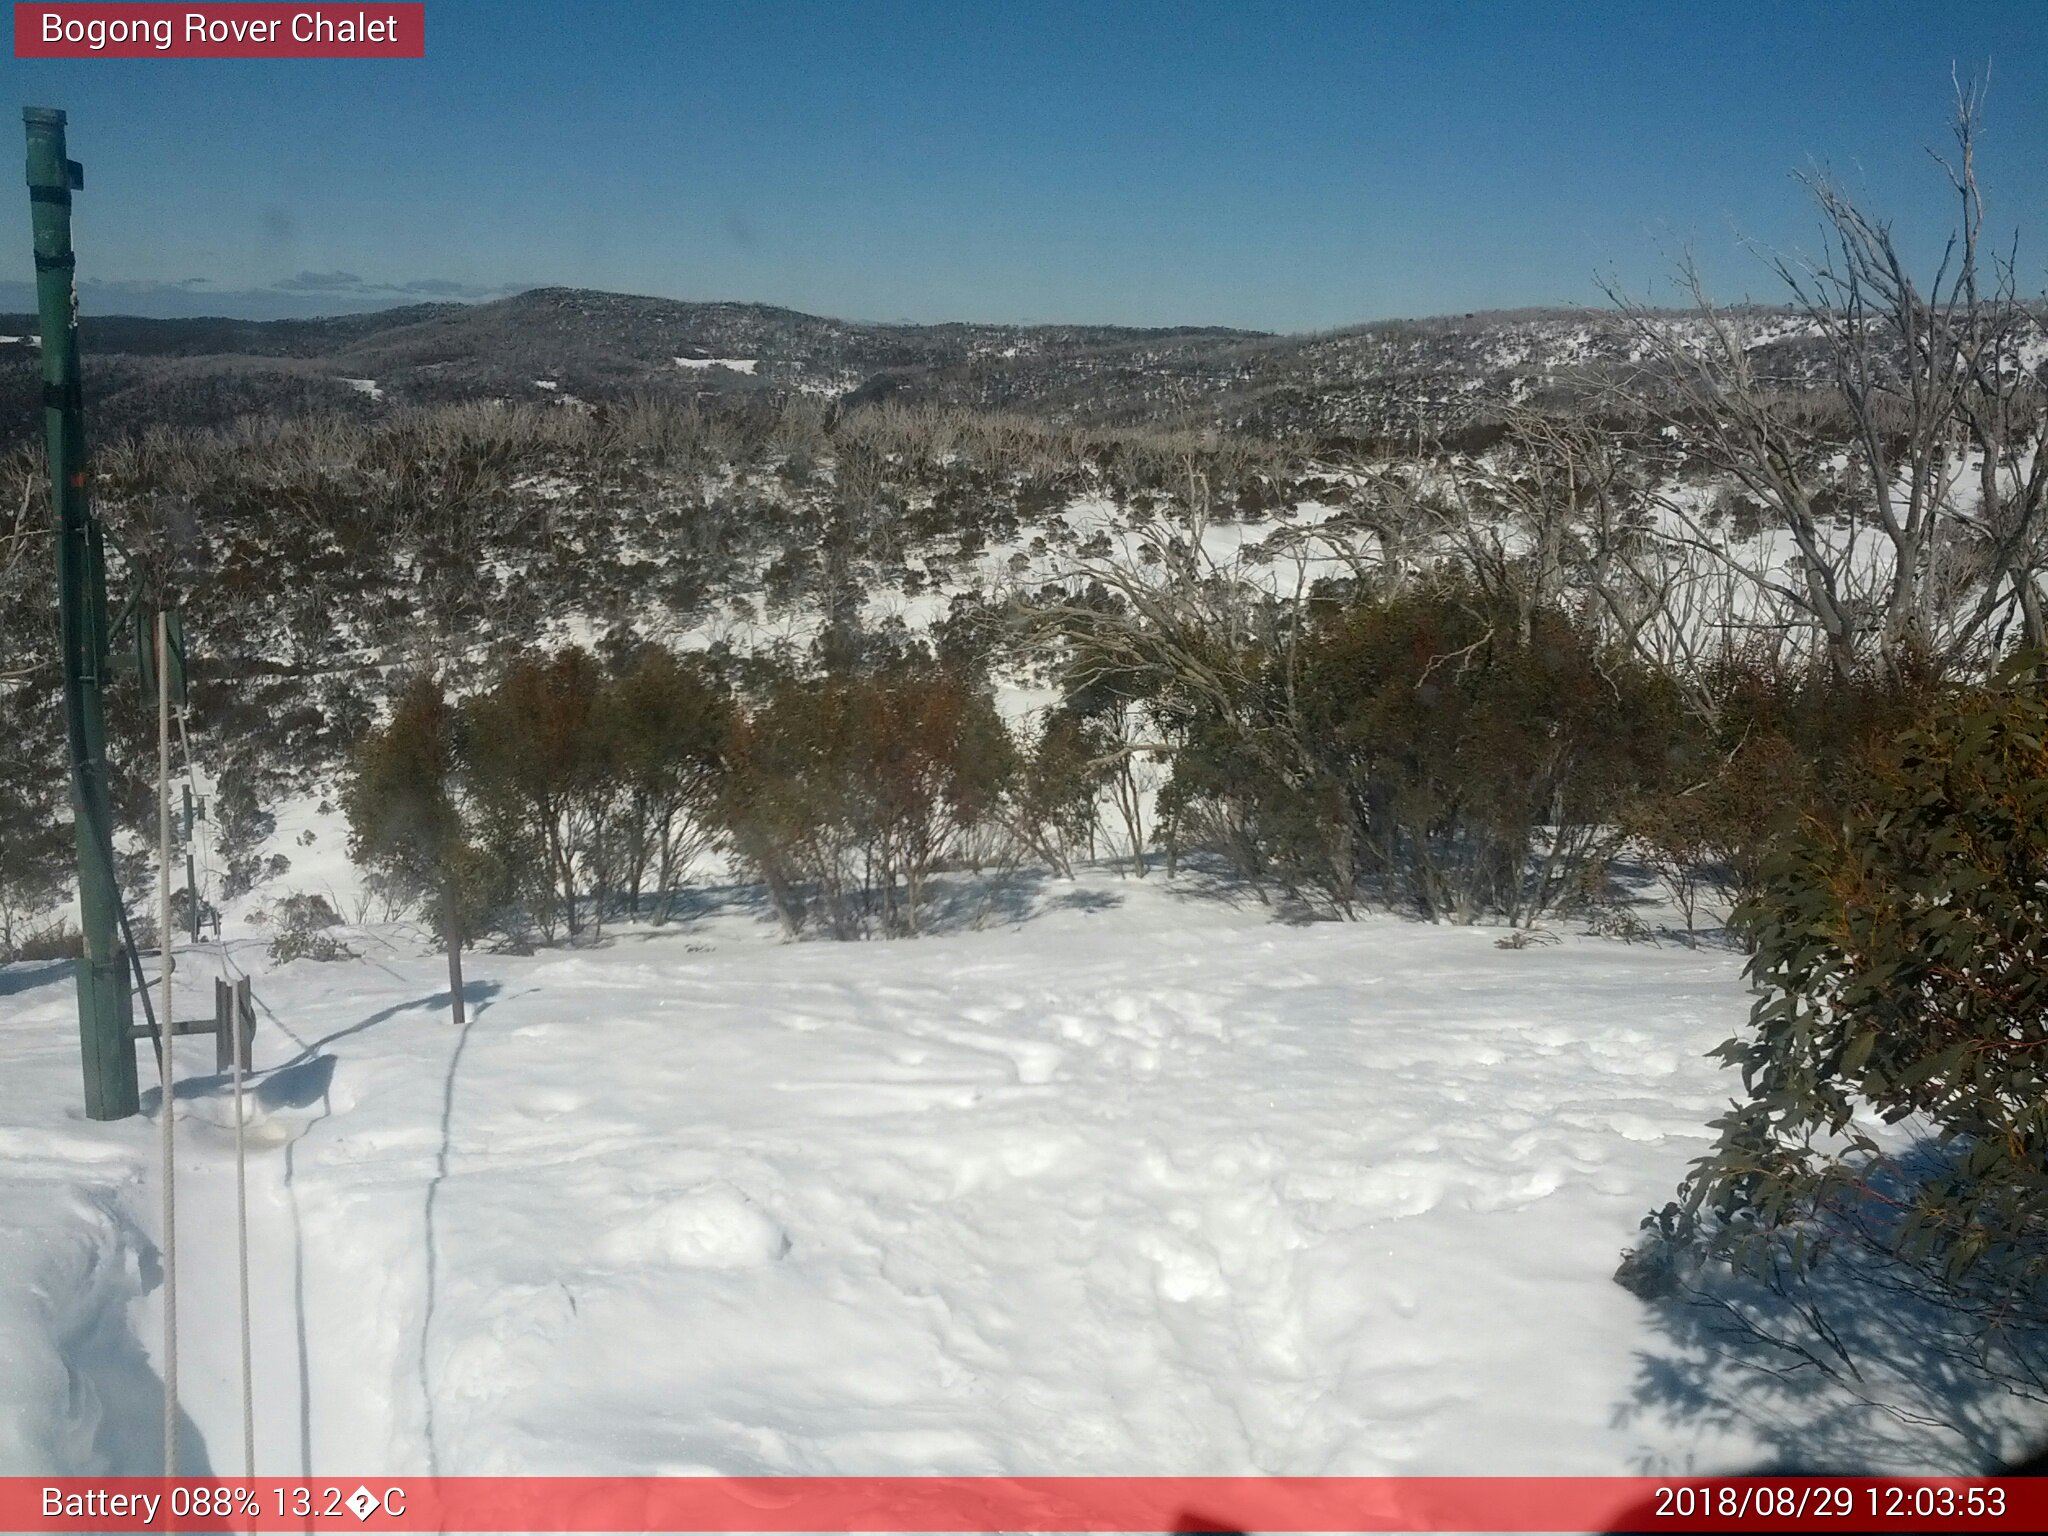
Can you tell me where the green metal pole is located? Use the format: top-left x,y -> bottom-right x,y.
25,107 -> 138,1121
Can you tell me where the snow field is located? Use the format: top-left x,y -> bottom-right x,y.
4,872 -> 1797,1481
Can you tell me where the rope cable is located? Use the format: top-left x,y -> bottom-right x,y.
154,609 -> 177,1481
173,701 -> 256,1477
175,706 -> 244,983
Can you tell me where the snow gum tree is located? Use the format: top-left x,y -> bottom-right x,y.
604,645 -> 729,923
1010,710 -> 1116,880
464,647 -> 612,940
719,664 -> 1017,938
343,673 -> 497,1024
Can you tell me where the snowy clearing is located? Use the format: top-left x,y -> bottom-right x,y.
1,872 -> 2038,1485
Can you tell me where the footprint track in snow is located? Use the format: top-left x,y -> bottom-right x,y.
598,1183 -> 791,1269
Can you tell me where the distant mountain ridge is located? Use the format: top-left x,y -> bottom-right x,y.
0,285 -> 1825,449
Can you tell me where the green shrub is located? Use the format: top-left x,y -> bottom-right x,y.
1664,654 -> 2048,1399
720,664 -> 1017,937
345,672 -> 503,970
1627,653 -> 1945,942
1011,710 -> 1115,879
1160,579 -> 1680,922
1627,732 -> 1814,940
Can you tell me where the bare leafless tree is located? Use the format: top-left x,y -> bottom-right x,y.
1604,84 -> 2048,683
0,469 -> 52,686
1021,451 -> 1360,905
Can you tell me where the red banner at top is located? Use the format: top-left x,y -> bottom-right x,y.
15,4 -> 424,57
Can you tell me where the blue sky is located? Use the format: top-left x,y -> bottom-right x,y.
6,0 -> 2046,330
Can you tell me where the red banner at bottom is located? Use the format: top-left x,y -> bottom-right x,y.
3,1476 -> 2041,1533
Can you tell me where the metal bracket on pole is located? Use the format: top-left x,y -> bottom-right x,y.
137,605 -> 189,707
215,977 -> 254,1075
127,977 -> 253,1078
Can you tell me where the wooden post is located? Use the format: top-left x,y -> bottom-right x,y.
443,883 -> 466,1027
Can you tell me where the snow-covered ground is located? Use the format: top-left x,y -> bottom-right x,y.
2,870 -> 2040,1487
674,357 -> 759,375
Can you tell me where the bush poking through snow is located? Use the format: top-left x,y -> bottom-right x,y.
1614,1203 -> 1701,1300
1046,570 -> 1682,923
266,891 -> 356,964
1583,905 -> 1657,945
7,922 -> 82,962
1658,654 -> 2048,1404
